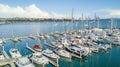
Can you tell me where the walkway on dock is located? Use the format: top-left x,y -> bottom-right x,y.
26,45 -> 37,53
1,51 -> 16,67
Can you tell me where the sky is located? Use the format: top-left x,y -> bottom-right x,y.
0,0 -> 120,18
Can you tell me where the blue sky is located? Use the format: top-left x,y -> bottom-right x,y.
0,0 -> 120,18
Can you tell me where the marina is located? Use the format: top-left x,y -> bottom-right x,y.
0,20 -> 120,67
0,0 -> 120,67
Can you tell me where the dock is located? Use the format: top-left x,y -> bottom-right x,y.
0,59 -> 16,67
26,45 -> 37,53
0,28 -> 118,42
70,53 -> 82,59
44,43 -> 55,48
66,51 -> 82,59
48,58 -> 59,67
1,51 -> 16,67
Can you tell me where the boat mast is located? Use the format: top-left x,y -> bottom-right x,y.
11,22 -> 16,48
97,16 -> 100,28
81,13 -> 84,29
72,8 -> 74,23
111,18 -> 113,33
94,13 -> 99,28
71,8 -> 74,31
11,23 -> 14,38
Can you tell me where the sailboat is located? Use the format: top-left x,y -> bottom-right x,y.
33,37 -> 42,52
9,23 -> 22,58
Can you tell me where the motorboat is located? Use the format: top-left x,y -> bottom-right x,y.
33,45 -> 42,52
54,48 -> 71,58
44,34 -> 50,38
9,48 -> 22,58
16,57 -> 35,67
72,44 -> 91,56
42,49 -> 60,59
51,41 -> 63,48
31,52 -> 49,65
65,45 -> 82,57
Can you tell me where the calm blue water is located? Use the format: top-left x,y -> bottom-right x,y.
0,19 -> 120,67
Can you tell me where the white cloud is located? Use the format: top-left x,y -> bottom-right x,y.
95,8 -> 120,18
51,12 -> 65,19
0,4 -> 65,18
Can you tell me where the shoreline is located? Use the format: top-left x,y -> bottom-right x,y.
0,17 -> 119,25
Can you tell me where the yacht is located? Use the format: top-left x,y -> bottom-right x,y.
16,57 -> 35,67
54,48 -> 71,59
61,38 -> 70,47
42,49 -> 60,59
28,34 -> 35,40
53,32 -> 60,37
0,40 -> 4,44
44,34 -> 50,38
80,49 -> 89,57
9,48 -> 22,58
31,52 -> 49,65
72,44 -> 91,55
38,34 -> 45,39
51,41 -> 63,48
65,45 -> 82,57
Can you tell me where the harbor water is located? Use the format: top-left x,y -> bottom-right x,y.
0,19 -> 120,67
